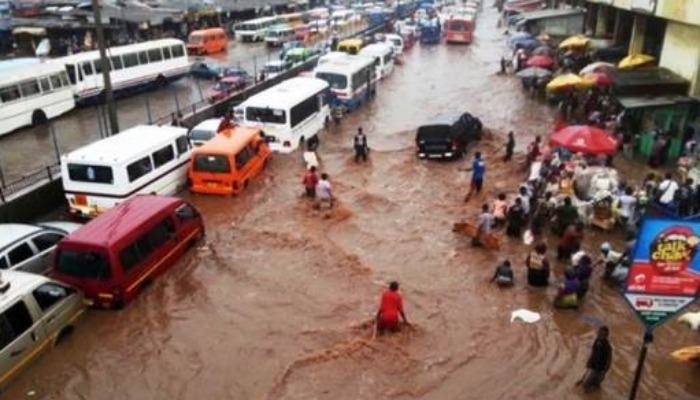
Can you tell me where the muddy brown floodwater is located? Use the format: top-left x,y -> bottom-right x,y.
7,6 -> 700,400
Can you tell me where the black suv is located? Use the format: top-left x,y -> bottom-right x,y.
415,112 -> 482,160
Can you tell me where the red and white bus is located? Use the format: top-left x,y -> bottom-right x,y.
445,16 -> 475,44
53,195 -> 205,308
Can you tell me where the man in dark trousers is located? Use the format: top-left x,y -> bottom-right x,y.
354,127 -> 369,163
504,131 -> 515,161
582,326 -> 612,393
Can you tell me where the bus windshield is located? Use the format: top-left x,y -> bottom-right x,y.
193,154 -> 231,173
67,163 -> 114,184
56,250 -> 111,281
246,107 -> 286,124
315,72 -> 347,90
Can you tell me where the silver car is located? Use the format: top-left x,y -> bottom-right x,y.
0,222 -> 82,275
0,271 -> 85,388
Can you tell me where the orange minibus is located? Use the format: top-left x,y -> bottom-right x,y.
53,195 -> 205,308
188,127 -> 271,195
187,28 -> 228,55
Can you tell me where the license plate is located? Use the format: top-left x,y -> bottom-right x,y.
207,182 -> 219,188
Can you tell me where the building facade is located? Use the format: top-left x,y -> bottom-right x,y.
582,0 -> 700,96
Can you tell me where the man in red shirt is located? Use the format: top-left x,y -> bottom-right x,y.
302,166 -> 319,198
375,281 -> 409,334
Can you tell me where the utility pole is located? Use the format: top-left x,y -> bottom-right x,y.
91,0 -> 119,135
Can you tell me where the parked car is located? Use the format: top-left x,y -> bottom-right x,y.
0,222 -> 82,275
415,112 -> 482,159
188,118 -> 222,146
207,76 -> 247,103
191,61 -> 251,81
0,271 -> 85,388
263,59 -> 293,79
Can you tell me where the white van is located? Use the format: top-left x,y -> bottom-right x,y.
234,77 -> 330,153
188,118 -> 221,147
0,271 -> 85,388
61,125 -> 191,218
265,25 -> 295,47
318,51 -> 348,66
359,43 -> 395,79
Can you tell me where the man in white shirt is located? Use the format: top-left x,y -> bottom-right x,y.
658,172 -> 678,206
618,187 -> 637,227
315,173 -> 333,209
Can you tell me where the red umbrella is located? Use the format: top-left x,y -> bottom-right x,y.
582,71 -> 612,86
550,125 -> 618,155
526,55 -> 555,69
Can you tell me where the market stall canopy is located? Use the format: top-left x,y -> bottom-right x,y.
550,125 -> 618,155
526,54 -> 555,68
546,73 -> 586,91
618,54 -> 655,69
580,61 -> 615,74
516,66 -> 552,79
558,34 -> 589,49
610,67 -> 689,97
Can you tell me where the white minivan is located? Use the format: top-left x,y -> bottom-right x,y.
359,43 -> 395,79
0,271 -> 85,388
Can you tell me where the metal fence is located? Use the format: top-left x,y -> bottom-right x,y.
0,19 -> 385,204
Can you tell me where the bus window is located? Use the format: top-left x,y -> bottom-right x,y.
60,71 -> 69,87
152,145 -> 175,168
94,59 -> 106,74
162,46 -> 172,60
66,64 -> 77,84
111,55 -> 123,70
39,77 -> 51,92
235,147 -> 253,169
147,48 -> 163,63
0,85 -> 20,103
123,53 -> 138,68
176,136 -> 189,156
50,74 -> 62,89
171,45 -> 185,58
194,154 -> 230,173
127,156 -> 153,182
19,80 -> 40,98
82,61 -> 94,76
138,51 -> 148,65
246,107 -> 286,124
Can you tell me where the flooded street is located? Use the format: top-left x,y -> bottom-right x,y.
6,7 -> 700,400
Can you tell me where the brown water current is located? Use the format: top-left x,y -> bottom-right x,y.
5,6 -> 700,400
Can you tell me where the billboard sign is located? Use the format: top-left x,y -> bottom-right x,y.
624,216 -> 700,330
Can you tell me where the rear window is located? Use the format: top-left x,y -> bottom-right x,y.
417,124 -> 452,141
56,250 -> 111,281
193,154 -> 231,173
67,164 -> 114,184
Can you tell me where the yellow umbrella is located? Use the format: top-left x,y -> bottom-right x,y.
618,54 -> 655,69
546,73 -> 588,92
558,34 -> 589,49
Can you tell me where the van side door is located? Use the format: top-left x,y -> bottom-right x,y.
0,299 -> 45,384
234,145 -> 256,182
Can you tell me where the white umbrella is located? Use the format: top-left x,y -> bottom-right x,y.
580,61 -> 615,75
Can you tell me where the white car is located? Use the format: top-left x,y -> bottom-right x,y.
385,33 -> 404,56
0,222 -> 82,275
188,118 -> 221,147
263,60 -> 292,79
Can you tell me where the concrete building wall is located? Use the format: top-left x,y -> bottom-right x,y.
656,0 -> 700,26
659,20 -> 700,95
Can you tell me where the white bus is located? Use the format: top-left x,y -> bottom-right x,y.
60,125 -> 191,218
331,10 -> 356,29
264,24 -> 295,47
234,77 -> 330,153
313,55 -> 377,111
54,39 -> 190,104
234,16 -> 278,42
0,61 -> 75,136
359,43 -> 395,79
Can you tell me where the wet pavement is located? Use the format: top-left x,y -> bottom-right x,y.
6,6 -> 700,400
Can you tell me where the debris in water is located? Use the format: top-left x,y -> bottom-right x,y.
510,309 -> 541,323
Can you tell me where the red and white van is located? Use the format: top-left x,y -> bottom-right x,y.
52,195 -> 204,308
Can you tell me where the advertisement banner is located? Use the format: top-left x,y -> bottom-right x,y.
624,217 -> 700,329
